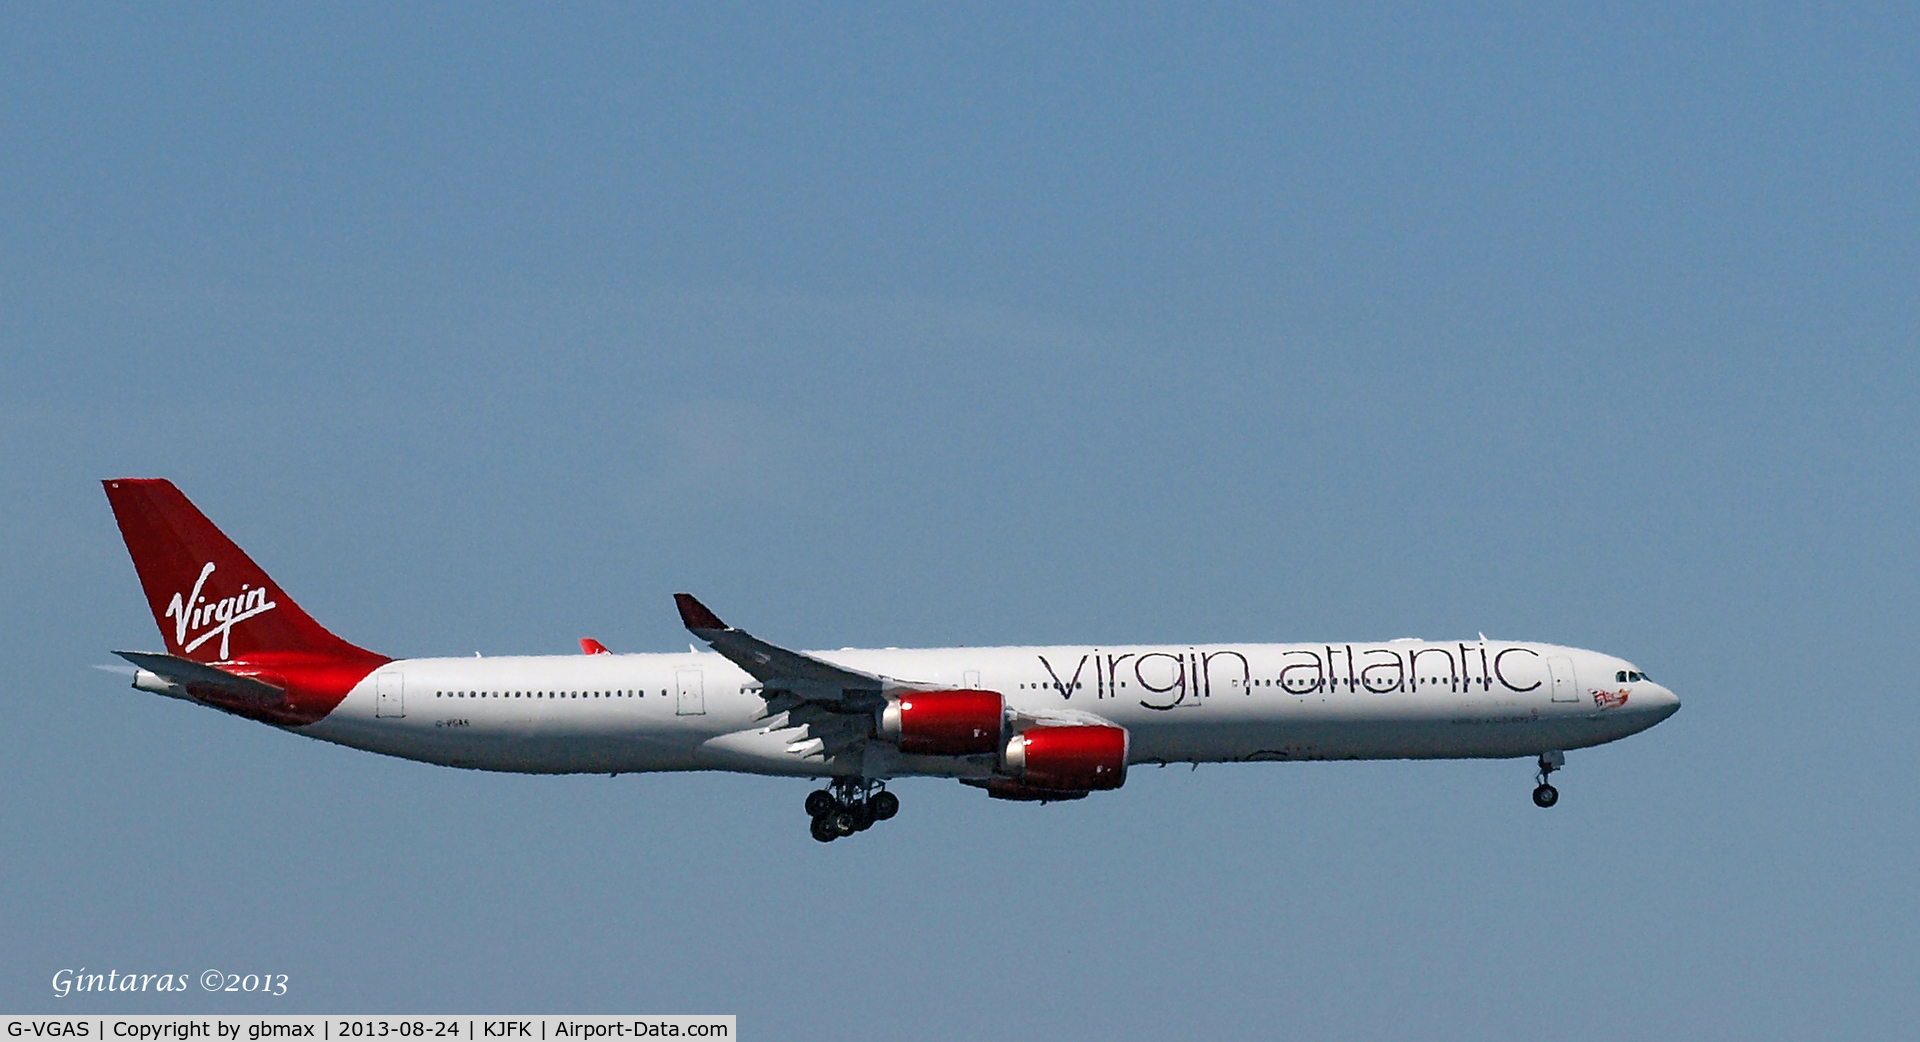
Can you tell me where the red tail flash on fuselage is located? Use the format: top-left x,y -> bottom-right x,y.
103,479 -> 386,725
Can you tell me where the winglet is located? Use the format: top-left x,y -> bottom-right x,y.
674,593 -> 728,633
579,638 -> 611,655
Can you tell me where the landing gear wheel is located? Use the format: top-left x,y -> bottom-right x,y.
804,789 -> 838,818
870,790 -> 900,821
809,815 -> 838,842
830,809 -> 859,836
850,802 -> 876,831
1531,750 -> 1565,809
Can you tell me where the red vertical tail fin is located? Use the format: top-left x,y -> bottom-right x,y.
102,479 -> 380,664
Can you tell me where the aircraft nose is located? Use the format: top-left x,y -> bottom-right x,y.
1643,684 -> 1680,721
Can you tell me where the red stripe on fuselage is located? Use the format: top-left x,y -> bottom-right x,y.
194,651 -> 386,727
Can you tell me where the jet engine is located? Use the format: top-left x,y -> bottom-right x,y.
1002,724 -> 1129,791
877,689 -> 1005,755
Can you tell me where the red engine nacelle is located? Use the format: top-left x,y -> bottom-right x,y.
1002,724 -> 1129,791
877,689 -> 1005,755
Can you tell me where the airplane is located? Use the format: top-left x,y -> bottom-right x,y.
101,478 -> 1681,842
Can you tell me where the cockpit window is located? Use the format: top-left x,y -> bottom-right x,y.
1618,670 -> 1650,682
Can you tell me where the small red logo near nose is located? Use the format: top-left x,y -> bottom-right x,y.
1592,688 -> 1630,710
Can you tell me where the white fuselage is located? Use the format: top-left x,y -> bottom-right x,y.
302,640 -> 1680,778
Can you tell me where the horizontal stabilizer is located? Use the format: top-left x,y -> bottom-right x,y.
114,650 -> 286,705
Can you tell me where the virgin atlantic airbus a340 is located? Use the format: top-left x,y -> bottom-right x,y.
103,479 -> 1679,841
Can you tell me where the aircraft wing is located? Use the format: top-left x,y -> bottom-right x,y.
673,604 -> 1102,768
675,593 -> 889,707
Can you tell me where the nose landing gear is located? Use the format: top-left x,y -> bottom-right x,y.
1532,750 -> 1564,808
806,778 -> 898,842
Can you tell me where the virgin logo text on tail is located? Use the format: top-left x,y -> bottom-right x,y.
164,562 -> 277,659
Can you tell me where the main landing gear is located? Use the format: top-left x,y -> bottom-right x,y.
1533,750 -> 1565,808
807,778 -> 899,842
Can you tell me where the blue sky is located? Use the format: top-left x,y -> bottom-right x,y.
2,3 -> 1915,1037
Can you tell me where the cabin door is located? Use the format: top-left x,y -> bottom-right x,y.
376,672 -> 405,717
676,668 -> 706,716
1547,656 -> 1581,703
